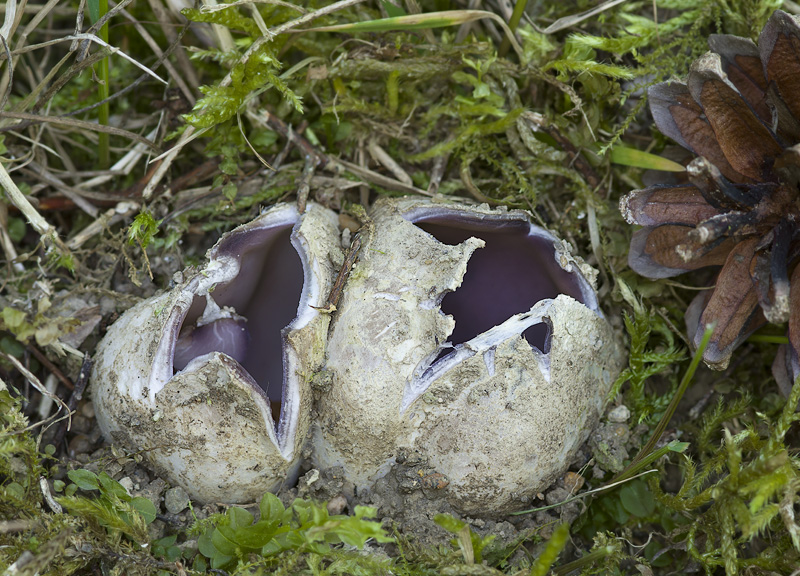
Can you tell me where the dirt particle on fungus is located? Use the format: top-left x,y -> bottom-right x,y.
419,471 -> 449,490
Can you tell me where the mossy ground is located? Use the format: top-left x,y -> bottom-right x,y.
1,0 -> 800,574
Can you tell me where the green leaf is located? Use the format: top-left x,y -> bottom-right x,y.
260,492 -> 285,523
197,532 -> 218,558
98,472 -> 131,501
610,145 -> 685,171
381,0 -> 407,17
87,0 -> 100,23
192,554 -> 208,572
67,469 -> 100,491
331,508 -> 392,548
153,534 -> 178,548
7,217 -> 25,243
619,480 -> 656,518
227,506 -> 254,529
131,497 -> 157,524
2,307 -> 27,330
434,513 -> 467,533
211,526 -> 239,556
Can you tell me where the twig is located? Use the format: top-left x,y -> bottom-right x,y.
0,111 -> 158,150
0,350 -> 71,425
67,202 -> 139,250
112,0 -> 195,105
22,163 -> 99,217
0,158 -> 72,259
427,152 -> 449,195
367,139 -> 413,185
0,0 -> 17,39
333,158 -> 432,196
0,200 -> 23,272
142,125 -> 199,199
145,0 -> 199,97
459,160 -> 498,205
52,354 -> 92,448
262,111 -> 326,166
315,231 -> 363,313
27,344 -> 74,391
0,35 -> 13,112
296,155 -> 319,215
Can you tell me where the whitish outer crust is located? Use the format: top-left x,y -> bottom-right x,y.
313,197 -> 624,515
91,203 -> 340,504
407,295 -> 622,515
313,200 -> 483,483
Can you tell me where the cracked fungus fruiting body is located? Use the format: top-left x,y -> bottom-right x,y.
91,197 -> 623,515
91,203 -> 340,504
312,198 -> 624,516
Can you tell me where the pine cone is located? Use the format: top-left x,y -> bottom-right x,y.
620,10 -> 800,391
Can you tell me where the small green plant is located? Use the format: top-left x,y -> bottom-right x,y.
0,382 -> 45,517
196,492 -> 392,571
127,210 -> 160,250
611,279 -> 686,422
646,379 -> 800,574
434,513 -> 496,565
57,469 -> 157,544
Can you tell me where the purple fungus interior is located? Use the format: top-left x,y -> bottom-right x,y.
174,223 -> 304,424
413,216 -> 588,352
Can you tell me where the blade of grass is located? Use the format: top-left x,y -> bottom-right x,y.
511,469 -> 659,515
298,10 -> 524,60
88,0 -> 110,169
529,522 -> 569,576
610,145 -> 685,172
542,0 -> 628,34
498,0 -> 528,57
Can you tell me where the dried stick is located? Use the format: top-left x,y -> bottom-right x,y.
0,159 -> 72,258
51,354 -> 92,449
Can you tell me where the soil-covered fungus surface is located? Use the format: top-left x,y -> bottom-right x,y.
2,1 -> 800,575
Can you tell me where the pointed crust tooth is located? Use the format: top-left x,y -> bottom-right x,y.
753,221 -> 792,324
687,53 -> 782,182
648,82 -> 752,183
621,185 -> 718,227
628,226 -> 735,279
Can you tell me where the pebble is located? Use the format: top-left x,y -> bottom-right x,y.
138,477 -> 166,506
118,477 -> 134,495
165,486 -> 190,515
563,471 -> 585,493
326,494 -> 348,516
68,434 -> 92,458
607,404 -> 631,423
81,401 -> 95,419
